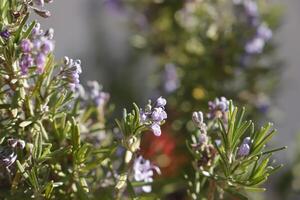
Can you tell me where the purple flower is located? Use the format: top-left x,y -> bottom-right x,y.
163,63 -> 179,93
61,56 -> 82,91
215,139 -> 221,146
87,81 -> 110,106
35,53 -> 46,73
20,39 -> 33,53
41,39 -> 54,54
95,92 -> 110,107
19,54 -> 33,74
237,137 -> 251,157
192,111 -> 207,134
243,137 -> 251,144
199,133 -> 208,145
140,112 -> 147,123
192,111 -> 204,126
19,24 -> 55,74
238,143 -> 250,157
133,156 -> 161,193
151,107 -> 167,122
150,123 -> 161,137
140,97 -> 167,136
257,23 -> 272,41
243,0 -> 259,18
31,23 -> 42,38
0,29 -> 10,40
156,96 -> 167,107
245,37 -> 265,54
207,97 -> 229,120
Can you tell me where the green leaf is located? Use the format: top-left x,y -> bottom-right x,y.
252,155 -> 271,180
232,120 -> 252,150
71,117 -> 80,149
225,188 -> 248,200
19,120 -> 32,128
127,179 -> 137,199
227,107 -> 238,148
253,123 -> 273,146
14,13 -> 29,43
38,121 -> 49,141
44,181 -> 54,199
33,132 -> 43,160
243,186 -> 266,192
217,119 -> 229,151
252,130 -> 277,155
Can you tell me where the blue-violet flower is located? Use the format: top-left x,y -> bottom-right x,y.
133,156 -> 161,193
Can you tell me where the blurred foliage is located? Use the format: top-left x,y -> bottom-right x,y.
125,0 -> 283,125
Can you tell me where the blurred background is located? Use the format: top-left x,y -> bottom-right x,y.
35,0 -> 300,199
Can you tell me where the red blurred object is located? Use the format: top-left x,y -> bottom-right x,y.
140,124 -> 189,177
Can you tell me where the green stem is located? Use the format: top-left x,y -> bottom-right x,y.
115,150 -> 133,200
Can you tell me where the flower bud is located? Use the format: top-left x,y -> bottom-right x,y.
7,139 -> 18,148
20,39 -> 33,53
0,29 -> 10,40
151,107 -> 167,122
17,140 -> 26,149
192,111 -> 204,126
41,39 -> 54,54
0,146 -> 17,167
151,123 -> 161,136
20,54 -> 33,74
44,28 -> 54,39
156,97 -> 167,107
145,104 -> 152,113
243,137 -> 251,144
33,8 -> 51,18
199,133 -> 208,145
34,0 -> 45,7
237,143 -> 250,157
35,53 -> 46,73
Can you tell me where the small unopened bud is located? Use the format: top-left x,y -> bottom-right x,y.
128,136 -> 140,153
192,111 -> 204,127
7,139 -> 26,149
12,11 -> 21,19
44,28 -> 54,39
237,143 -> 250,157
33,8 -> 51,18
145,104 -> 152,113
17,140 -> 26,149
243,137 -> 251,144
63,56 -> 70,65
199,134 -> 208,145
0,29 -> 10,40
156,97 -> 167,107
0,146 -> 17,167
34,0 -> 45,6
34,0 -> 45,7
7,139 -> 18,148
